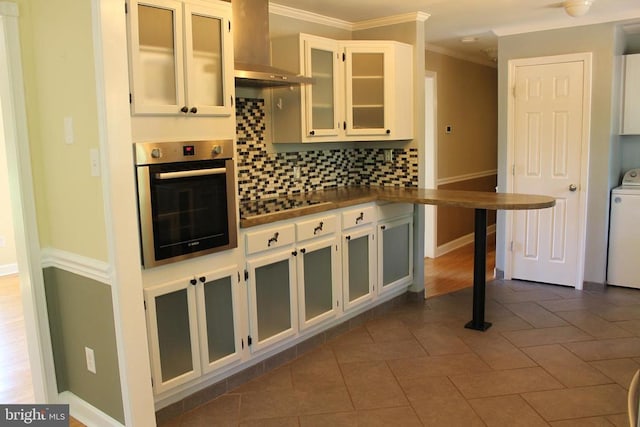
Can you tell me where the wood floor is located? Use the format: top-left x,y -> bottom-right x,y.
0,243 -> 487,425
425,233 -> 496,299
0,274 -> 85,427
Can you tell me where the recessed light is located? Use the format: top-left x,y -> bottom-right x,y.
461,36 -> 478,43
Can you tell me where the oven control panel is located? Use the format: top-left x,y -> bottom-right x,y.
135,139 -> 233,165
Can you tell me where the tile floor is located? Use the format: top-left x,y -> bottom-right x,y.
160,280 -> 640,426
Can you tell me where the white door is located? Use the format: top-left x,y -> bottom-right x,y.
509,55 -> 590,288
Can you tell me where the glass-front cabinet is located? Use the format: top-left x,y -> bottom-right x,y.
344,47 -> 387,135
295,215 -> 340,330
304,37 -> 341,138
342,227 -> 376,312
144,266 -> 241,394
246,249 -> 297,352
377,216 -> 414,296
128,0 -> 233,117
271,34 -> 413,143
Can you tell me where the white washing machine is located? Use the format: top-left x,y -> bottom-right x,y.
607,168 -> 640,289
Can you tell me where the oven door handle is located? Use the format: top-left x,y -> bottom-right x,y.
155,168 -> 227,180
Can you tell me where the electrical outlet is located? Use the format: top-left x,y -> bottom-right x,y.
85,347 -> 96,374
384,149 -> 393,163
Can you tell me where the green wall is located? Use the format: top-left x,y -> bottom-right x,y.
17,0 -> 109,261
44,267 -> 124,424
497,23 -> 618,284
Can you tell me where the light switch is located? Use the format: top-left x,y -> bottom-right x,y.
64,116 -> 74,144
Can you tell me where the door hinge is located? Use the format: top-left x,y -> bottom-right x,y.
512,164 -> 515,176
247,335 -> 252,346
244,270 -> 249,281
512,86 -> 516,98
237,271 -> 240,283
129,93 -> 132,104
510,241 -> 514,252
124,2 -> 128,14
342,52 -> 346,61
228,21 -> 231,32
241,338 -> 244,349
143,300 -> 146,310
343,121 -> 346,130
336,300 -> 340,307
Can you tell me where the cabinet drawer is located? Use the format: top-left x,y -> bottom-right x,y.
342,205 -> 376,230
297,215 -> 337,241
246,224 -> 295,255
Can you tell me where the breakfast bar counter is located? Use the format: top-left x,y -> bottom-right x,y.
240,186 -> 555,331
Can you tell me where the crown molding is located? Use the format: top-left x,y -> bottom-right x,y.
269,3 -> 429,32
493,8 -> 640,37
426,44 -> 497,68
353,12 -> 430,31
269,3 -> 353,30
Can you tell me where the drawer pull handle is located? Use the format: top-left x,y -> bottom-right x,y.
314,221 -> 324,235
355,212 -> 364,224
267,232 -> 280,247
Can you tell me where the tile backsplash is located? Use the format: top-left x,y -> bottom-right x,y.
236,97 -> 418,202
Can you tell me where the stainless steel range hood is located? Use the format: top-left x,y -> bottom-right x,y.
232,0 -> 313,87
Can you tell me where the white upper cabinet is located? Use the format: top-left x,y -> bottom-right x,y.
127,0 -> 235,141
621,53 -> 640,135
271,34 -> 413,143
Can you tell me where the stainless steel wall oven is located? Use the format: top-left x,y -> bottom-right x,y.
134,140 -> 237,268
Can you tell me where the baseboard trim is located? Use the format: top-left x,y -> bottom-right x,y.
40,248 -> 111,285
0,262 -> 18,276
58,391 -> 123,427
436,224 -> 496,258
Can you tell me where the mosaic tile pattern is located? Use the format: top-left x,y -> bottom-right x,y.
236,97 -> 418,202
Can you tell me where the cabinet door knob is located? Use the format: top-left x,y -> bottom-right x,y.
309,130 -> 315,136
346,235 -> 351,241
569,184 -> 577,192
386,129 -> 391,134
190,107 -> 198,114
300,248 -> 306,254
292,250 -> 298,256
381,225 -> 386,230
180,106 -> 189,113
190,278 -> 197,286
199,276 -> 206,283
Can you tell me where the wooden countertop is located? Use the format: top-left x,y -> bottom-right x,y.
239,186 -> 556,228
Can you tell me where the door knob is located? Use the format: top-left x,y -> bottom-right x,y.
569,184 -> 577,192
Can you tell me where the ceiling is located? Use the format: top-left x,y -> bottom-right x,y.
271,0 -> 640,64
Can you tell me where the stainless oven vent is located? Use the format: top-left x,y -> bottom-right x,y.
232,0 -> 313,87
